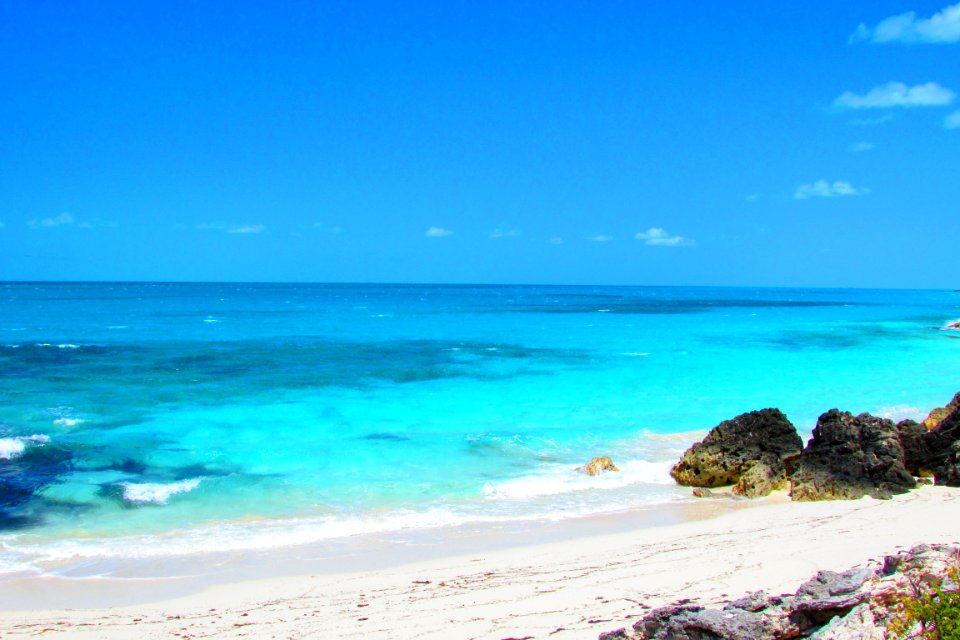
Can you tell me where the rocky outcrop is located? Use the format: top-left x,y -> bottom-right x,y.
670,409 -> 801,498
599,544 -> 960,640
923,391 -> 960,429
934,441 -> 960,486
790,410 -> 916,501
580,456 -> 619,476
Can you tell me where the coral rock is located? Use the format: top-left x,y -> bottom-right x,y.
581,456 -> 619,476
790,410 -> 916,501
670,409 -> 801,498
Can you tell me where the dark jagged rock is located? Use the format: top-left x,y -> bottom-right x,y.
670,409 -> 801,497
895,419 -> 931,476
790,410 -> 916,501
600,545 -> 959,640
921,398 -> 960,473
934,440 -> 960,486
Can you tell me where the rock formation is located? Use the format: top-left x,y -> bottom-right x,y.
670,409 -> 801,498
790,410 -> 915,501
598,544 -> 960,640
581,456 -> 619,476
923,391 -> 960,429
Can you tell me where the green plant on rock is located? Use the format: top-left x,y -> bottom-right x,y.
887,556 -> 960,640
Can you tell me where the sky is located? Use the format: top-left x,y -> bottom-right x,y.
0,1 -> 958,287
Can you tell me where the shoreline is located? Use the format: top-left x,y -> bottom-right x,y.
2,485 -> 959,639
0,490 -> 755,610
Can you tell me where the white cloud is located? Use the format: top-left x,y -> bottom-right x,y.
30,212 -> 74,228
589,234 -> 613,242
490,228 -> 521,239
635,227 -> 694,247
313,223 -> 343,234
426,226 -> 453,237
849,141 -> 876,152
947,110 -> 960,128
794,180 -> 870,200
196,222 -> 227,230
548,237 -> 564,245
834,82 -> 955,109
851,2 -> 960,44
228,224 -> 266,234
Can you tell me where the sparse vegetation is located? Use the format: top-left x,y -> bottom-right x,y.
887,556 -> 960,640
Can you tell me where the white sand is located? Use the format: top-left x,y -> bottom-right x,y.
2,485 -> 959,639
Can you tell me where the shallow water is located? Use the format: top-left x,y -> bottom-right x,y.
1,282 -> 958,577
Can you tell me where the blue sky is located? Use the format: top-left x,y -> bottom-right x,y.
1,1 -> 958,287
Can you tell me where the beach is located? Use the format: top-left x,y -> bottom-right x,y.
2,485 -> 959,639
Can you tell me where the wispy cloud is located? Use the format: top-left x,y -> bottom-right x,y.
795,180 -> 870,200
490,228 -> 521,239
30,212 -> 74,228
746,193 -> 762,202
849,141 -> 876,152
426,226 -> 453,238
589,234 -> 613,242
851,2 -> 960,44
947,110 -> 960,128
850,113 -> 895,126
228,224 -> 266,234
834,81 -> 955,109
313,223 -> 343,234
195,222 -> 227,231
635,227 -> 694,247
548,237 -> 565,245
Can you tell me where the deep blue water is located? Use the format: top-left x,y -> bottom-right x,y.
1,282 -> 959,575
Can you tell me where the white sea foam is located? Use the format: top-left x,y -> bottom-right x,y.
621,352 -> 650,357
107,325 -> 129,330
203,317 -> 220,323
482,458 -> 675,500
875,405 -> 925,422
941,318 -> 960,330
53,418 -> 83,427
0,438 -> 26,460
120,479 -> 202,505
0,435 -> 48,460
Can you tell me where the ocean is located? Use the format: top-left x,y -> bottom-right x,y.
1,282 -> 959,580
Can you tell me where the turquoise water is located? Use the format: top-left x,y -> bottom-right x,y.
1,282 -> 959,575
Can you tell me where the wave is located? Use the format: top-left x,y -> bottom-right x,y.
53,418 -> 83,428
0,434 -> 50,460
119,479 -> 203,505
483,458 -> 675,500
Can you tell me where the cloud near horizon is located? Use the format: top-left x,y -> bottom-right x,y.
426,226 -> 453,237
850,2 -> 960,44
228,224 -> 266,234
589,234 -> 613,242
947,110 -> 960,129
795,180 -> 870,200
490,228 -> 521,239
30,212 -> 74,228
635,227 -> 694,247
834,82 -> 955,109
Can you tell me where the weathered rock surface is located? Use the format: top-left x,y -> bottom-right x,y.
934,440 -> 960,486
599,544 -> 960,640
732,458 -> 787,498
924,391 -> 960,429
580,456 -> 619,476
895,418 -> 932,476
670,409 -> 801,497
790,409 -> 916,501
